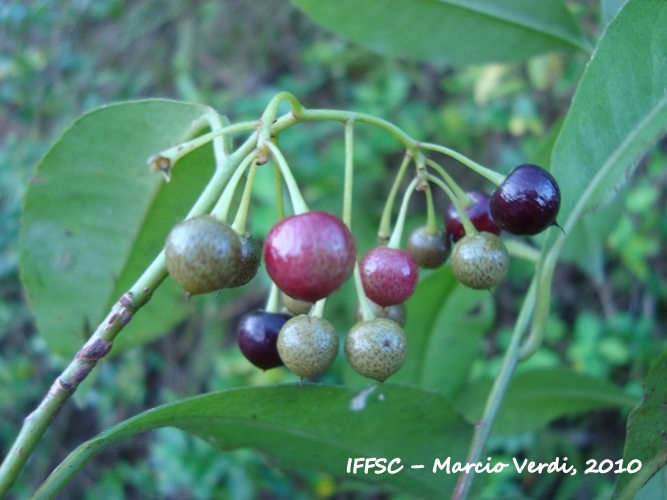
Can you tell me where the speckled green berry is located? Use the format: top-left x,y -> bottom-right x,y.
165,215 -> 241,294
355,300 -> 407,327
281,291 -> 314,316
277,315 -> 338,378
345,318 -> 407,382
450,232 -> 509,290
228,232 -> 261,288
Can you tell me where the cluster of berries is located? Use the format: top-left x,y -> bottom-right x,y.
163,163 -> 560,383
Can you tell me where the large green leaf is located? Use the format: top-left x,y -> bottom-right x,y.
551,0 -> 667,229
455,368 -> 638,436
34,385 -> 473,498
613,348 -> 667,499
349,265 -> 493,397
292,0 -> 587,65
20,100 -> 215,357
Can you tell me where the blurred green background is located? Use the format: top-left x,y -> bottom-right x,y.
1,1 -> 666,498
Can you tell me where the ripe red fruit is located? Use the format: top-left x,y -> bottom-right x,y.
237,311 -> 291,370
264,211 -> 357,303
490,164 -> 561,236
444,191 -> 501,242
359,246 -> 418,307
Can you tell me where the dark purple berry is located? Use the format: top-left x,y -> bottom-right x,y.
444,191 -> 501,242
360,246 -> 418,307
490,164 -> 561,236
264,211 -> 357,303
237,311 -> 291,370
406,226 -> 450,269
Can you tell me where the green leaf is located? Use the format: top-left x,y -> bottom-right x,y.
34,385 -> 473,498
551,0 -> 667,229
351,265 -> 494,397
20,100 -> 215,357
613,348 -> 667,499
292,0 -> 588,65
455,368 -> 638,436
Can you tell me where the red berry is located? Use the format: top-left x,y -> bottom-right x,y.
237,311 -> 290,370
360,246 -> 418,307
490,164 -> 561,236
444,191 -> 501,242
264,211 -> 357,303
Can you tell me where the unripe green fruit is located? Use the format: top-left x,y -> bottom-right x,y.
406,226 -> 450,269
345,318 -> 407,382
277,315 -> 338,378
228,232 -> 261,288
281,291 -> 313,316
165,216 -> 241,294
450,232 -> 509,290
355,300 -> 407,327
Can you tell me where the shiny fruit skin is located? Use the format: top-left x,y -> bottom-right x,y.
406,226 -> 450,269
345,318 -> 407,382
264,211 -> 357,303
450,232 -> 509,290
228,232 -> 261,288
165,216 -> 241,294
277,315 -> 339,378
237,311 -> 291,370
490,164 -> 561,236
360,246 -> 418,307
444,191 -> 501,242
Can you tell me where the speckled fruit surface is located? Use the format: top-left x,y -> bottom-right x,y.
277,315 -> 339,378
281,291 -> 313,316
360,246 -> 418,307
490,164 -> 561,236
237,310 -> 291,370
228,232 -> 261,288
345,318 -> 407,382
406,226 -> 450,269
444,191 -> 501,242
450,232 -> 509,290
264,211 -> 357,303
165,215 -> 241,294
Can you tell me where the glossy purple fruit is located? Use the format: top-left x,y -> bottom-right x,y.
444,191 -> 501,242
360,246 -> 418,307
264,211 -> 357,303
490,164 -> 561,236
237,311 -> 291,370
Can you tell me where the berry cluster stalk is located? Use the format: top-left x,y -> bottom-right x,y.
0,92 -> 561,499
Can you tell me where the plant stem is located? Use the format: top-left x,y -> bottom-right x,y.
343,118 -> 355,228
388,177 -> 419,249
379,153 -> 412,243
232,161 -> 259,233
264,140 -> 309,215
421,142 -> 505,186
452,276 -> 537,500
427,175 -> 477,236
424,183 -> 437,236
353,262 -> 374,322
425,158 -> 471,207
0,117 -> 260,497
265,282 -> 280,314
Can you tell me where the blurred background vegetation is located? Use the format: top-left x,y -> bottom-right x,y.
1,1 -> 665,498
